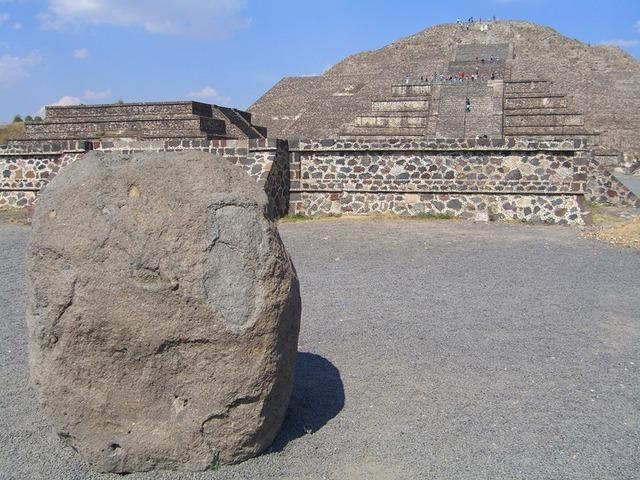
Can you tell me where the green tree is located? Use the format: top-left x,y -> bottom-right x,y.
12,114 -> 23,123
24,115 -> 34,122
34,116 -> 43,123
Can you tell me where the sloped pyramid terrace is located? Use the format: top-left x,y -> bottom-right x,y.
250,21 -> 640,161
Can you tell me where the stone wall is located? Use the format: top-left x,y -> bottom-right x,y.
0,139 -> 290,218
4,134 -> 636,225
289,137 -> 593,225
0,141 -> 88,209
586,160 -> 640,208
299,192 -> 586,224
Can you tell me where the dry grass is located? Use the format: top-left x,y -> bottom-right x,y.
583,217 -> 640,250
588,202 -> 625,225
279,212 -> 458,223
0,122 -> 25,145
0,208 -> 30,225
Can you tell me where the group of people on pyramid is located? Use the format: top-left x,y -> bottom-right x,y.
411,68 -> 498,85
456,16 -> 496,31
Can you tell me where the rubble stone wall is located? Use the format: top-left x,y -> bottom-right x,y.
586,160 -> 640,208
4,135 -> 636,225
289,138 -> 593,225
0,141 -> 88,209
0,139 -> 290,218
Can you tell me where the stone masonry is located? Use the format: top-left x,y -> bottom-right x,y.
0,138 -> 290,219
249,21 -> 640,162
288,138 -> 592,225
16,101 -> 267,144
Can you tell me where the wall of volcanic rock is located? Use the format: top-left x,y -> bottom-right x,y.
289,138 -> 594,225
3,135 -> 637,225
0,141 -> 88,210
0,139 -> 290,219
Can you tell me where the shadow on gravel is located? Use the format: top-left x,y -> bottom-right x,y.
268,352 -> 344,453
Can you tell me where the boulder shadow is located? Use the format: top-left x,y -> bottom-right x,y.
268,352 -> 345,452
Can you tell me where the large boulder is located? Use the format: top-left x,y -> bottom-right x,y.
26,151 -> 301,473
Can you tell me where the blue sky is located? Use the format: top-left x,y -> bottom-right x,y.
0,0 -> 638,122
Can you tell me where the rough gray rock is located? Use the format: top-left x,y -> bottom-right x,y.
25,151 -> 301,473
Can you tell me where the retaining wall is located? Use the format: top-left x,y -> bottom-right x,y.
0,139 -> 290,219
3,136 -> 636,225
289,138 -> 593,225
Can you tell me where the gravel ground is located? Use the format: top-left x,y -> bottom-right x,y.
1,220 -> 639,480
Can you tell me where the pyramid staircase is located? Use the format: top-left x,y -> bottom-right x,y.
340,42 -> 602,147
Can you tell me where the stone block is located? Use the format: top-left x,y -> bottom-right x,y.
26,151 -> 301,473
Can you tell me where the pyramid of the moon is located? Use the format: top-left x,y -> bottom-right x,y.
249,21 -> 640,160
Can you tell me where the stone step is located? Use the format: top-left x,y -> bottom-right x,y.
371,99 -> 430,112
454,43 -> 511,62
355,115 -> 429,128
505,133 -> 600,146
23,116 -> 226,140
505,96 -> 567,110
446,61 -> 506,79
390,84 -> 432,97
504,92 -> 565,99
464,115 -> 503,137
503,125 -> 594,135
504,108 -> 572,116
504,80 -> 552,94
45,101 -> 213,120
16,131 -> 228,141
340,125 -> 427,137
230,108 -> 253,124
434,115 -> 466,138
505,113 -> 584,127
36,113 -> 209,123
214,106 -> 267,139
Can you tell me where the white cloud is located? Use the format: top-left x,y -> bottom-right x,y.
0,53 -> 40,88
50,95 -> 81,106
187,86 -> 217,98
73,48 -> 88,60
37,95 -> 81,117
84,88 -> 111,100
186,85 -> 231,104
40,0 -> 249,37
600,39 -> 640,48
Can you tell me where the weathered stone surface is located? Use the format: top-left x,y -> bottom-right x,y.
26,150 -> 301,473
250,21 -> 640,160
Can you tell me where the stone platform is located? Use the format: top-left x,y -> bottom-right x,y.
288,137 -> 597,225
15,101 -> 267,144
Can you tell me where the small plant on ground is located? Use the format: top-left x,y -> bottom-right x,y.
279,213 -> 311,223
414,211 -> 456,220
588,202 -> 625,224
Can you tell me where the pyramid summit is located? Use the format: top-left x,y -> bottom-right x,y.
249,20 -> 640,160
